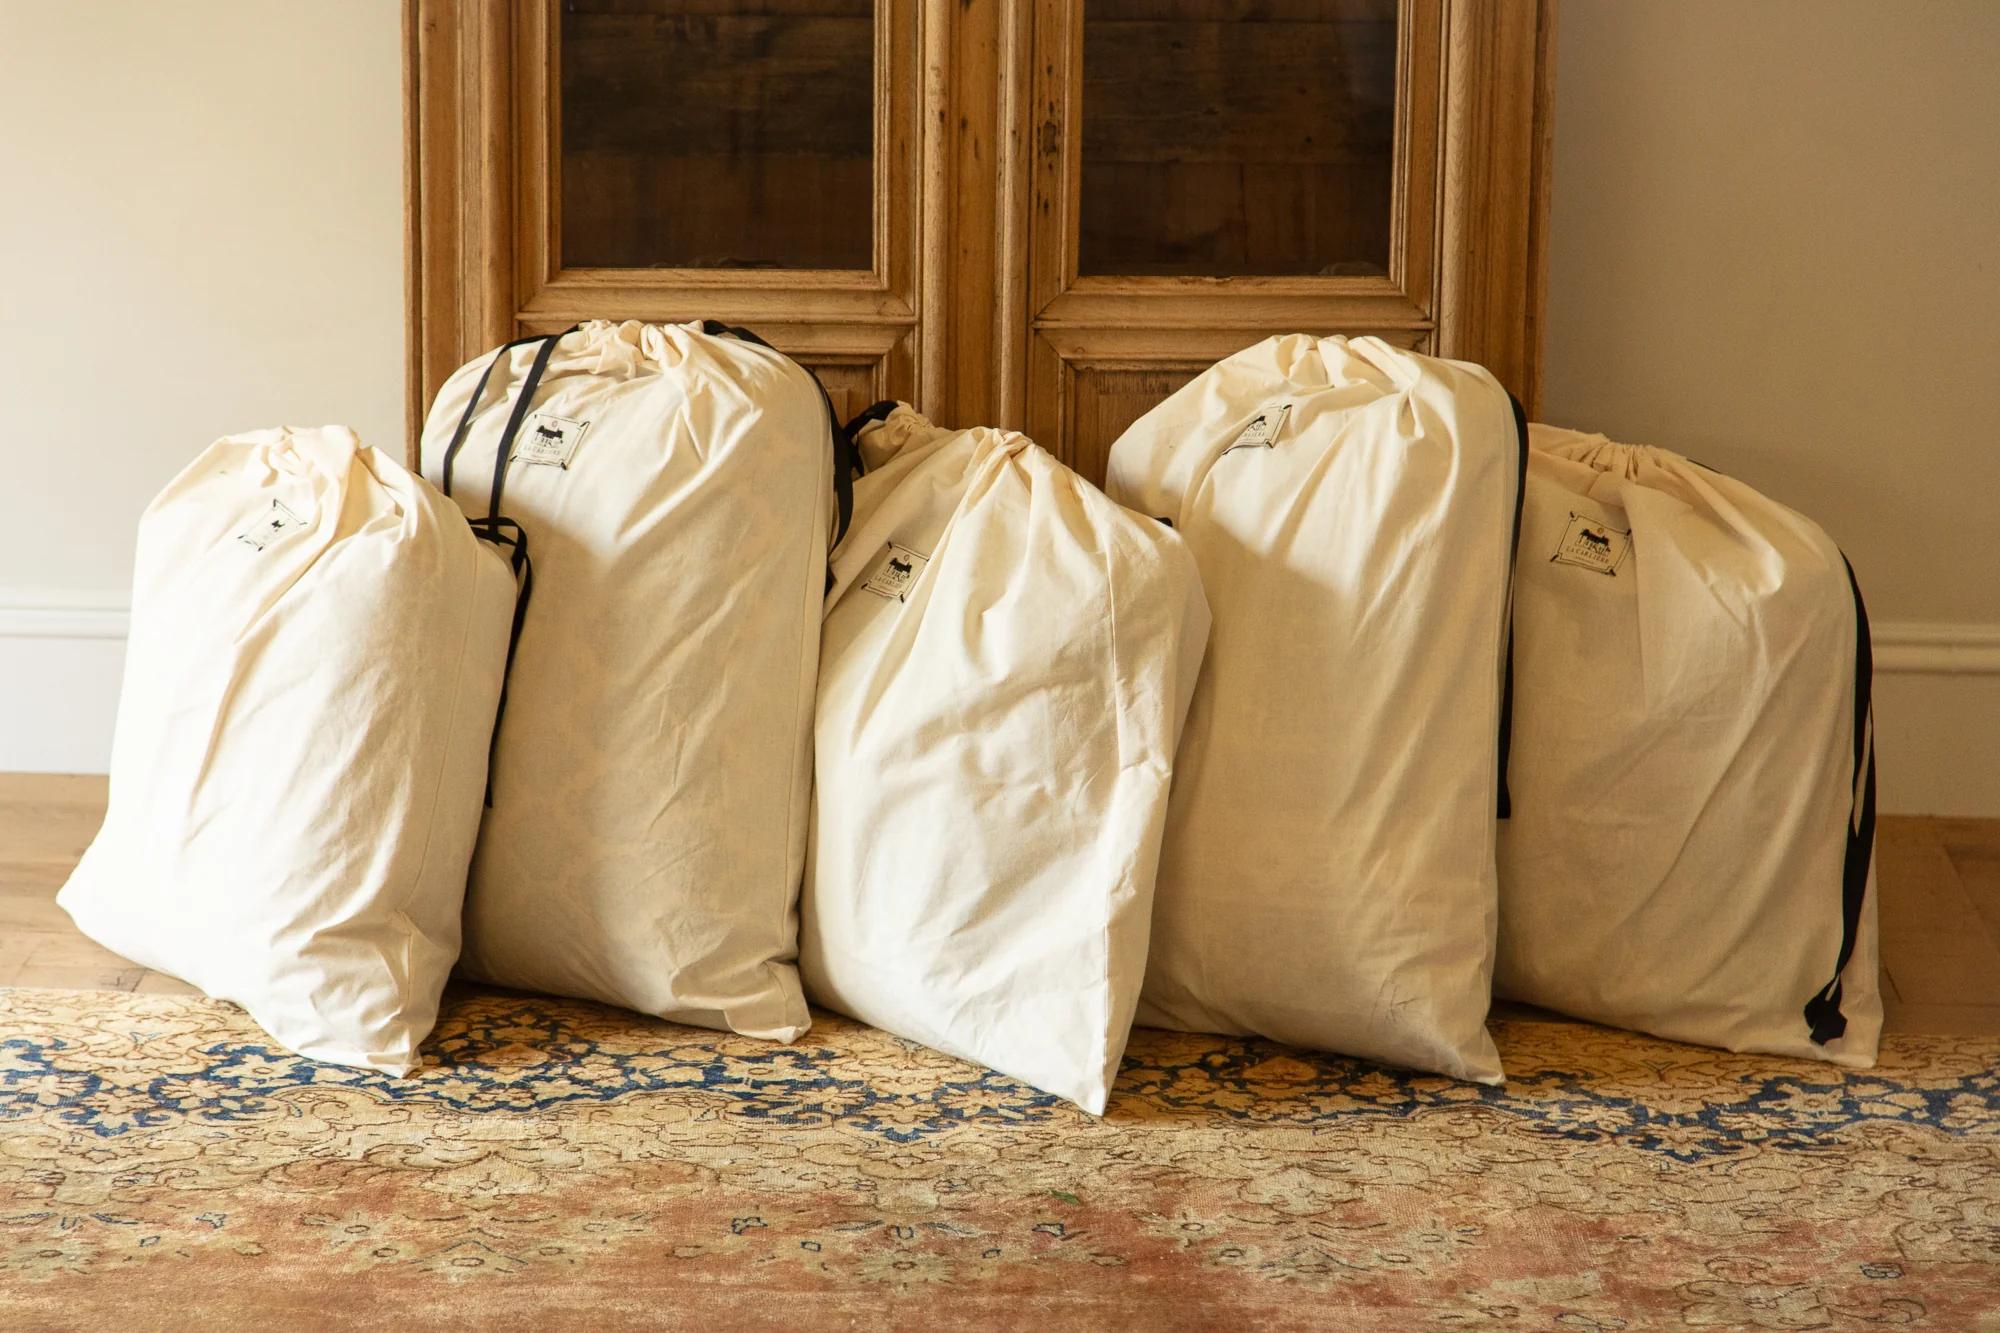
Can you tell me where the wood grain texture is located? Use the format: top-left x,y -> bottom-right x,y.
4,774 -> 1994,1036
403,0 -> 424,453
990,0 -> 1033,428
410,0 -> 460,464
917,0 -> 1024,426
557,6 -> 875,270
0,774 -> 193,997
1878,818 -> 2000,1009
407,0 -> 1547,467
474,4 -> 518,355
1064,364 -> 1206,488
1433,0 -> 1541,402
1017,0 -> 1508,466
1521,0 -> 1556,417
1077,13 -> 1399,278
410,0 -> 924,443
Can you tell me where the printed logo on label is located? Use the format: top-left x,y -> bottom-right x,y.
1551,511 -> 1632,575
237,498 -> 306,551
862,542 -> 930,602
1224,402 -> 1292,454
511,412 -> 589,468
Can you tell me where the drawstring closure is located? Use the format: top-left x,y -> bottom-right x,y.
442,328 -> 573,805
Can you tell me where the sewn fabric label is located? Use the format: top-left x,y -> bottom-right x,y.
862,542 -> 930,602
1224,402 -> 1292,454
237,498 -> 306,551
512,413 -> 589,468
1551,512 -> 1632,575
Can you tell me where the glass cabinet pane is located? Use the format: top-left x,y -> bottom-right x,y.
1079,0 -> 1398,278
560,0 -> 876,270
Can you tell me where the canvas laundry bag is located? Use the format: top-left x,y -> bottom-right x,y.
421,319 -> 849,1039
800,404 -> 1210,1112
1104,334 -> 1525,1083
1495,425 -> 1881,1065
59,426 -> 517,1073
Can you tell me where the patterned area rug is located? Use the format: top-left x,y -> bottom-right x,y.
1,987 -> 1996,1330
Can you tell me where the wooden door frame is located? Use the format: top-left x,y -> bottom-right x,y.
404,0 -> 1012,463
404,0 -> 1553,462
1437,0 -> 1557,412
1009,0 -> 1554,471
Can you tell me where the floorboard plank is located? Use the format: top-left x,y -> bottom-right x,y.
1937,833 -> 2000,959
1875,818 -> 2000,1008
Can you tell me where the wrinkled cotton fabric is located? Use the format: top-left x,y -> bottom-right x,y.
1496,425 -> 1881,1066
1106,335 -> 1522,1084
803,405 -> 1210,1113
61,426 -> 514,1073
421,320 -> 833,1040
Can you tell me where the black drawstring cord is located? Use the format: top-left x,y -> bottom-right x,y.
1495,390 -> 1529,819
464,516 -> 534,807
447,328 -> 572,805
1803,555 -> 1877,1045
441,331 -> 567,501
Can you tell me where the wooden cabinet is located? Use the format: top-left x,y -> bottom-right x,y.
408,0 -> 1552,481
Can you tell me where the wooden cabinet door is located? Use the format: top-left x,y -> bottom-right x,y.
1010,0 -> 1548,484
407,0 -> 1548,470
409,0 -> 932,449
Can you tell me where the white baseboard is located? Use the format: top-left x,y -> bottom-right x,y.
0,591 -> 129,776
2,591 -> 1996,816
1865,622 -> 2000,817
1873,621 -> 2000,675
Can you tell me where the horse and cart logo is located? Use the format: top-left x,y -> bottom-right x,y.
1552,512 -> 1631,574
513,413 -> 590,468
863,542 -> 930,602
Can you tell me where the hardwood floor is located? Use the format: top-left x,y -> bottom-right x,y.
1,774 -> 197,997
4,772 -> 1998,1035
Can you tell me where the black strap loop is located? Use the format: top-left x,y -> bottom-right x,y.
464,515 -> 534,807
441,330 -> 571,501
483,332 -> 568,521
443,327 -> 570,804
1495,389 -> 1529,820
842,399 -> 904,442
698,318 -> 771,348
1803,555 -> 1877,1046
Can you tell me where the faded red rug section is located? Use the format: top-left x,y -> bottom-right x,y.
1,987 -> 1995,1330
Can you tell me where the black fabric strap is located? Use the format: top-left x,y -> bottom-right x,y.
698,320 -> 863,548
464,515 -> 534,807
1495,390 -> 1529,820
443,327 -> 570,804
818,383 -> 861,550
482,332 -> 568,521
843,400 -> 903,439
698,318 -> 771,348
1803,555 -> 1877,1045
440,331 -> 567,501
1564,440 -> 1878,1046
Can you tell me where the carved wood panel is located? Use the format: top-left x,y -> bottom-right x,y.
406,0 -> 1549,465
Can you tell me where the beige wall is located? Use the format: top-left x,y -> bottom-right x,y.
0,0 -> 403,768
1541,0 -> 2000,814
0,0 -> 404,597
1544,0 -> 2000,621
